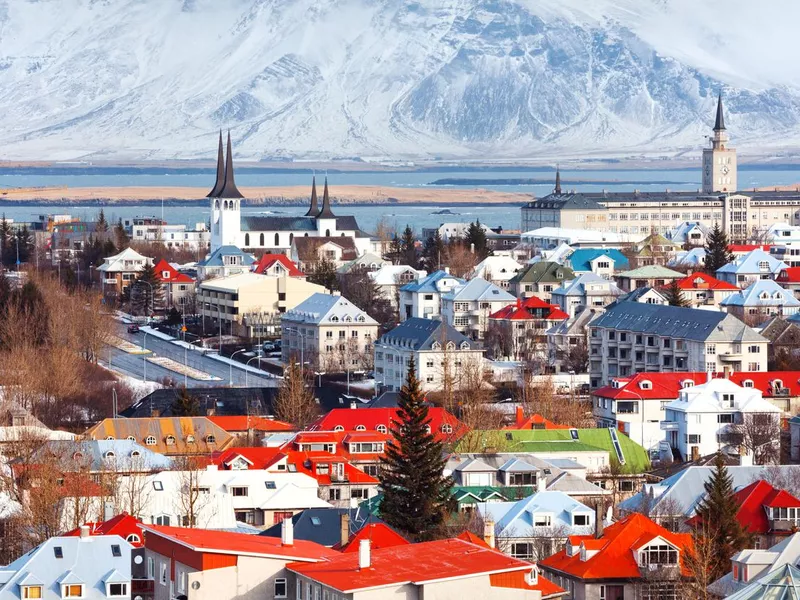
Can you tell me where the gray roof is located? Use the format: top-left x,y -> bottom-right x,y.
259,508 -> 385,547
510,261 -> 574,285
527,188 -> 800,206
589,301 -> 766,343
199,245 -> 255,267
524,193 -> 606,211
552,273 -> 622,298
241,215 -> 362,233
378,317 -> 473,351
283,293 -> 378,326
441,277 -> 516,302
35,440 -> 173,472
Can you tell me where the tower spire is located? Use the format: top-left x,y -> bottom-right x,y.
317,177 -> 335,219
714,93 -> 726,132
554,166 -> 562,195
218,130 -> 243,199
304,176 -> 320,217
206,130 -> 225,198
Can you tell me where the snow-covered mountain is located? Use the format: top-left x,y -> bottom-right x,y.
1,0 -> 799,161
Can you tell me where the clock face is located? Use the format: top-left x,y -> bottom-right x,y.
721,165 -> 730,175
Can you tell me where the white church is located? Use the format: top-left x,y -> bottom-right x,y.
206,132 -> 373,257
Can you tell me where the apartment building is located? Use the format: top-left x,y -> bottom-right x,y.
398,269 -> 465,321
675,272 -> 739,308
588,302 -> 768,388
127,217 -> 210,252
441,277 -> 516,340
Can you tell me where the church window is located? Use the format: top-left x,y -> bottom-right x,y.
215,200 -> 220,209
289,233 -> 294,244
275,233 -> 280,246
304,233 -> 309,237
245,234 -> 250,246
325,229 -> 330,237
260,233 -> 265,246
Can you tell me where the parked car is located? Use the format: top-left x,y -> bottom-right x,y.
127,324 -> 140,334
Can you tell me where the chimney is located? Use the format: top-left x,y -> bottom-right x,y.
537,474 -> 547,493
206,407 -> 216,416
151,408 -> 160,418
350,400 -> 357,410
707,370 -> 713,384
281,516 -> 294,546
483,519 -> 496,549
79,524 -> 90,539
340,513 -> 350,548
358,539 -> 371,569
594,504 -> 604,539
104,501 -> 114,522
515,405 -> 524,426
444,267 -> 450,274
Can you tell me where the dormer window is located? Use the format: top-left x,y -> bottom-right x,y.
126,436 -> 136,442
107,583 -> 128,598
355,425 -> 366,432
774,379 -> 784,390
640,543 -> 678,565
441,424 -> 453,434
144,436 -> 156,446
743,380 -> 754,388
62,584 -> 84,598
376,425 -> 387,434
722,393 -> 735,408
186,435 -> 195,443
639,380 -> 652,390
22,587 -> 43,599
104,451 -> 116,459
206,435 -> 216,444
333,425 -> 344,432
165,435 -> 176,446
681,380 -> 694,388
331,316 -> 339,322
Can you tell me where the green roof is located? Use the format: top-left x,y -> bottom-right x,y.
452,486 -> 534,504
510,261 -> 574,285
616,265 -> 685,279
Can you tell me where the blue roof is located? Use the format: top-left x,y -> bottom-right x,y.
568,248 -> 629,273
478,490 -> 595,538
399,270 -> 464,293
441,277 -> 515,302
199,245 -> 256,268
716,249 -> 786,275
37,440 -> 174,471
720,279 -> 800,307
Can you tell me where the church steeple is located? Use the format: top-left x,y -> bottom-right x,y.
316,177 -> 336,219
304,176 -> 320,217
218,131 -> 244,199
702,92 -> 736,194
206,131 -> 225,198
714,93 -> 726,132
554,167 -> 562,195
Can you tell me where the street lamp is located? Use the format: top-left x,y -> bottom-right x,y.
230,348 -> 247,387
142,330 -> 150,383
245,355 -> 261,387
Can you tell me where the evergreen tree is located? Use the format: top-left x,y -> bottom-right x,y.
338,269 -> 396,329
131,263 -> 163,316
307,256 -> 339,292
399,225 -> 419,268
704,223 -> 734,274
171,387 -> 201,416
165,307 -> 182,326
465,220 -> 490,260
16,280 -> 50,346
15,226 -> 33,265
691,453 -> 752,581
114,218 -> 129,249
0,215 -> 12,269
379,358 -> 453,540
96,209 -> 109,232
422,230 -> 445,271
664,279 -> 689,307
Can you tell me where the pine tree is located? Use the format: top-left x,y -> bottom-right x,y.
422,230 -> 445,271
465,220 -> 490,260
664,279 -> 688,307
691,453 -> 752,581
131,263 -> 163,316
95,209 -> 109,232
15,226 -> 32,265
171,387 -> 201,416
399,225 -> 419,268
114,218 -> 129,249
704,223 -> 734,274
0,215 -> 12,269
379,358 -> 453,540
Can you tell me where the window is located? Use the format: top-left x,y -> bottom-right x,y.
508,472 -> 535,486
533,514 -> 551,527
618,480 -> 635,492
722,393 -> 734,408
641,544 -> 678,565
510,542 -> 534,560
111,544 -> 121,557
686,434 -> 701,444
748,345 -> 760,353
574,514 -> 589,526
126,534 -> 141,544
206,435 -> 216,444
63,586 -> 84,599
274,579 -> 288,599
165,435 -> 176,445
23,587 -> 42,599
376,425 -> 387,434
178,571 -> 186,593
160,562 -> 167,585
108,584 -> 127,597
145,436 -> 156,446
186,435 -> 195,444
152,481 -> 164,491
440,424 -> 453,434
54,546 -> 63,558
231,486 -> 248,496
706,345 -> 716,355
355,424 -> 366,432
718,414 -> 734,423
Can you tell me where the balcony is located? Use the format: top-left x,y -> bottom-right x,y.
719,353 -> 742,362
770,519 -> 799,532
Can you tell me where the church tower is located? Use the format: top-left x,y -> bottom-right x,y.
208,131 -> 244,252
702,94 -> 737,194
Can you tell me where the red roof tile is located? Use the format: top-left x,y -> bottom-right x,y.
287,538 -> 537,593
153,259 -> 194,284
489,296 -> 568,322
144,525 -> 339,561
64,514 -> 144,547
206,415 -> 295,433
337,523 -> 409,552
253,254 -> 305,277
211,447 -> 285,470
676,272 -> 738,291
309,408 -> 466,443
540,513 -> 693,580
778,268 -> 800,284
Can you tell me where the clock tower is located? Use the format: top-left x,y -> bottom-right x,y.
702,94 -> 737,194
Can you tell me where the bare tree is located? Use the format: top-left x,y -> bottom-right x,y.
756,465 -> 800,497
730,412 -> 781,464
274,358 -> 319,429
680,523 -> 718,600
172,457 -> 215,528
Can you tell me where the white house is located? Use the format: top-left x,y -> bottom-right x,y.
440,277 -> 517,341
398,269 -> 465,321
663,377 -> 781,462
720,279 -> 800,323
471,255 -> 524,289
716,249 -> 787,287
97,247 -> 154,296
367,265 -> 426,308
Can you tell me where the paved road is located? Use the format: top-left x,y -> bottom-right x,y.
106,325 -> 279,388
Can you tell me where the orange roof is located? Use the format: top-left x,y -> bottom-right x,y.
489,571 -> 566,598
457,530 -> 492,548
253,254 -> 305,277
287,538 -> 537,593
338,523 -> 409,552
153,259 -> 194,284
207,415 -> 295,433
676,272 -> 738,291
63,514 -> 144,547
144,525 -> 339,562
540,513 -> 693,580
505,407 -> 570,430
211,447 -> 285,470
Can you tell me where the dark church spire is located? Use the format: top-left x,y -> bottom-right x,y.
206,130 -> 225,198
218,131 -> 244,199
554,167 -> 562,195
714,93 -> 726,132
316,177 -> 336,219
304,176 -> 320,217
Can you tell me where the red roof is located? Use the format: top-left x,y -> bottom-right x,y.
211,447 -> 285,470
540,513 -> 693,580
206,415 -> 295,433
729,244 -> 771,254
676,272 -> 738,291
287,538 -> 539,593
337,523 -> 409,552
64,514 -> 144,547
505,407 -> 570,430
688,480 -> 800,535
309,407 -> 466,443
489,571 -> 567,598
778,268 -> 800,284
253,254 -> 305,277
153,259 -> 194,284
144,525 -> 339,562
489,296 -> 569,322
289,430 -> 392,462
456,530 -> 491,548
282,450 -> 379,485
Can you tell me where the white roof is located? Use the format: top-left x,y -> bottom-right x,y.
98,247 -> 153,273
367,265 -> 426,285
665,377 -> 782,414
471,256 -> 524,282
198,271 -> 276,293
282,293 -> 378,326
522,227 -> 640,244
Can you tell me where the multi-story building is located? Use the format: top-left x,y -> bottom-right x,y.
551,273 -> 623,318
153,259 -> 195,310
126,217 -> 210,252
366,264 -> 426,308
663,377 -> 781,462
675,272 -> 739,308
509,262 -> 575,301
487,297 -> 569,363
521,170 -> 610,231
565,248 -> 629,277
613,265 -> 684,293
588,302 -> 768,388
441,277 -> 516,340
716,248 -> 787,287
197,246 -> 256,281
373,317 -> 484,393
290,236 -> 359,272
669,221 -> 709,247
398,269 -> 465,321
98,247 -> 154,297
281,293 -> 378,374
471,255 -> 525,289
720,279 -> 800,324
196,272 -> 326,337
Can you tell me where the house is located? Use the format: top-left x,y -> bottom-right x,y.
628,232 -> 682,268
613,265 -> 684,292
366,265 -> 426,308
663,377 -> 781,462
771,246 -> 800,269
776,267 -> 800,298
767,222 -> 800,247
32,439 -> 174,473
84,418 -> 234,457
259,508 -> 386,548
205,416 -> 294,440
716,248 -> 787,287
729,244 -> 773,258
335,252 -> 390,275
398,269 -> 465,321
551,273 -> 623,318
423,221 -> 494,242
539,513 -> 693,600
546,308 -> 594,373
720,279 -> 800,324
761,318 -> 800,376
472,255 -> 525,289
509,262 -> 575,302
127,217 -> 210,252
566,248 -> 629,278
588,302 -> 769,387
608,286 -> 667,307
487,297 -> 569,363
290,236 -> 359,272
669,221 -> 709,247
441,277 -> 517,340
675,271 -> 739,308
252,254 -> 305,278
196,245 -> 256,281
723,563 -> 800,600
372,317 -> 484,393
280,430 -> 389,482
280,293 -> 378,375
687,480 -> 800,550
63,514 -> 145,547
478,491 -> 598,561
196,272 -> 327,337
142,521 -> 338,600
669,247 -> 707,269
0,531 -> 134,600
288,537 -> 565,600
98,247 -> 154,297
152,259 -> 195,310
336,522 -> 409,552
